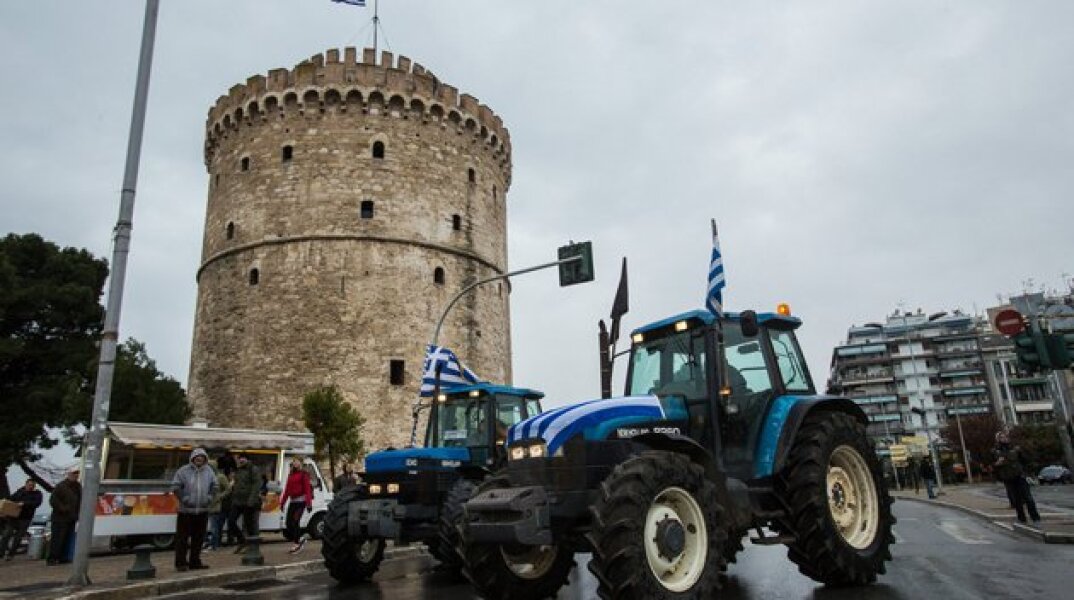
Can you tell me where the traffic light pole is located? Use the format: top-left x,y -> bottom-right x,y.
954,411 -> 973,484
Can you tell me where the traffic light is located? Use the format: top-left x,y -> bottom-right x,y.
1044,332 -> 1074,369
1013,330 -> 1052,372
558,241 -> 594,287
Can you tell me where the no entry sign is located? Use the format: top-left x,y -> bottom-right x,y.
994,308 -> 1025,336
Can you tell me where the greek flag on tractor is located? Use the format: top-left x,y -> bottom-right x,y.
707,220 -> 725,316
419,345 -> 482,397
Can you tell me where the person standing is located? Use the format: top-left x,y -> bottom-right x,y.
993,430 -> 1041,527
47,466 -> 81,565
1,480 -> 43,560
230,453 -> 262,553
281,457 -> 314,553
333,465 -> 356,492
206,462 -> 231,551
919,459 -> 937,499
171,448 -> 217,571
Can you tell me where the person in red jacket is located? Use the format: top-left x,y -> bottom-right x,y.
280,457 -> 314,553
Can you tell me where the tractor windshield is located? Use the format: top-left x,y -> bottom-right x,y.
432,397 -> 490,448
627,330 -> 708,399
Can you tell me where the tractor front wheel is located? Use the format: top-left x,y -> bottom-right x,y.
459,475 -> 575,600
779,411 -> 895,585
431,478 -> 477,572
321,488 -> 386,584
587,451 -> 726,599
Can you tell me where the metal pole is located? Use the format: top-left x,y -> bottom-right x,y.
372,0 -> 379,55
955,411 -> 973,484
68,0 -> 159,586
430,255 -> 580,347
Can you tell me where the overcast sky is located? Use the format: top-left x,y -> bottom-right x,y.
2,1 -> 1073,415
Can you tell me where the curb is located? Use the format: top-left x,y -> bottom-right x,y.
50,546 -> 423,600
895,495 -> 1074,544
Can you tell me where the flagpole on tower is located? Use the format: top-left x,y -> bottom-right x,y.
373,0 -> 379,55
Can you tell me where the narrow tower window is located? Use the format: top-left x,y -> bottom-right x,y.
434,267 -> 445,285
389,360 -> 405,386
249,268 -> 260,285
467,168 -> 476,183
360,200 -> 375,219
372,141 -> 385,159
282,145 -> 293,162
226,221 -> 235,240
240,157 -> 250,171
452,214 -> 462,231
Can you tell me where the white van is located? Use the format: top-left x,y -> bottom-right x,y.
92,421 -> 332,550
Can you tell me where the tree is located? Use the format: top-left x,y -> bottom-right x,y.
302,385 -> 366,481
1,234 -> 191,495
0,233 -> 108,494
939,413 -> 1003,478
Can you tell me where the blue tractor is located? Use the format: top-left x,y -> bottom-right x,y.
321,383 -> 544,583
460,308 -> 895,599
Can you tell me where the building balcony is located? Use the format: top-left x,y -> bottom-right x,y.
1014,402 -> 1055,413
946,405 -> 992,416
868,413 -> 902,423
941,386 -> 988,396
850,394 -> 899,406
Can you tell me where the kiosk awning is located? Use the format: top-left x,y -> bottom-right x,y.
106,422 -> 311,451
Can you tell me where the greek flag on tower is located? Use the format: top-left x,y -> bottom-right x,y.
419,345 -> 483,397
331,0 -> 366,6
707,220 -> 725,316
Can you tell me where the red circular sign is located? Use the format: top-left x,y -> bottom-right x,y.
995,309 -> 1025,336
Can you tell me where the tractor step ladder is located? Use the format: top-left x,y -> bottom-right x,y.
749,525 -> 795,546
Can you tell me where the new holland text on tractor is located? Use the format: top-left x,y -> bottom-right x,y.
459,307 -> 894,599
321,383 -> 543,583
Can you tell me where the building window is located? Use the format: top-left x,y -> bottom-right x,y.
248,268 -> 259,285
214,174 -> 220,187
452,214 -> 461,231
226,221 -> 235,240
360,200 -> 374,219
492,185 -> 497,201
282,145 -> 293,162
434,267 -> 445,285
240,157 -> 250,171
372,141 -> 385,159
389,360 -> 405,386
467,168 -> 476,183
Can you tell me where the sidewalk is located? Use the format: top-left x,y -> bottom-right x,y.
0,538 -> 418,600
893,482 -> 1074,543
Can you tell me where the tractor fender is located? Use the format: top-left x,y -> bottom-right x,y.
770,396 -> 867,476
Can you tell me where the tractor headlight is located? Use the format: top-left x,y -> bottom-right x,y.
527,442 -> 547,459
386,483 -> 400,495
509,446 -> 527,461
368,484 -> 382,495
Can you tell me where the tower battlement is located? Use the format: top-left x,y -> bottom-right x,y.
205,47 -> 511,179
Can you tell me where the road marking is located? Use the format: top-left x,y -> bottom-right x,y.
938,519 -> 992,544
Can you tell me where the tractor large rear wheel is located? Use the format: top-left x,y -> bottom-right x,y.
779,411 -> 894,585
459,475 -> 575,600
321,488 -> 386,584
587,451 -> 726,599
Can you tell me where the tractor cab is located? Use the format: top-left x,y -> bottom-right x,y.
625,307 -> 816,481
422,383 -> 544,466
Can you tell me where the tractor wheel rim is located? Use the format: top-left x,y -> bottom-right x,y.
643,486 -> 707,592
357,539 -> 379,562
501,545 -> 558,579
828,445 -> 880,549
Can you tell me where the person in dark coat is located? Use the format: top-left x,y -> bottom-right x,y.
993,430 -> 1041,526
47,466 -> 82,565
229,453 -> 263,553
1,479 -> 43,560
332,465 -> 356,493
919,459 -> 937,499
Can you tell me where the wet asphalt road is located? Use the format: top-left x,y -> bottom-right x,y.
164,501 -> 1074,599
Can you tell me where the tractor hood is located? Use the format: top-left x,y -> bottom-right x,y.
507,395 -> 688,456
364,446 -> 471,474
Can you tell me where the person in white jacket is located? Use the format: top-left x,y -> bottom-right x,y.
171,447 -> 217,571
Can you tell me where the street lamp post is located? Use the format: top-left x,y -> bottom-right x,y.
952,410 -> 973,484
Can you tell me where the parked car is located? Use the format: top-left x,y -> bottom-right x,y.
1037,465 -> 1073,485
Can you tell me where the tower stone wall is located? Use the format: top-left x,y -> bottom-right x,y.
187,47 -> 513,451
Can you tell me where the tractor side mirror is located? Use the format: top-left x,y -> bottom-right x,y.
740,310 -> 760,337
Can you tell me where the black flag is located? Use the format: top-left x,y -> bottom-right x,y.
609,257 -> 629,344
